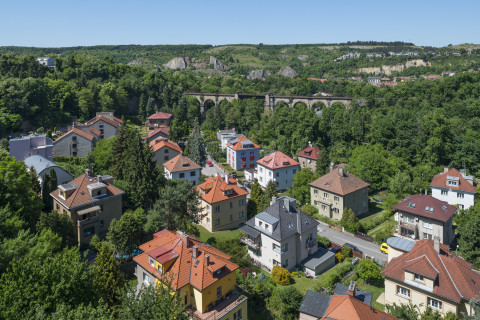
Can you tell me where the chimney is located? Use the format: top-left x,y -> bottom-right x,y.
192,245 -> 198,259
329,162 -> 334,172
205,254 -> 210,267
225,174 -> 229,184
433,236 -> 440,253
444,166 -> 449,173
270,196 -> 277,206
176,230 -> 190,247
85,168 -> 90,177
348,281 -> 356,297
97,175 -> 102,183
338,166 -> 344,176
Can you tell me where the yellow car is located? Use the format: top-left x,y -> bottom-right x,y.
380,243 -> 389,254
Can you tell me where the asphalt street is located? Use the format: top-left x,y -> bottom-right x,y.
316,220 -> 387,263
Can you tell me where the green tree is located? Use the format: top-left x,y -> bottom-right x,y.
145,180 -> 201,236
107,208 -> 145,257
259,180 -> 278,212
249,179 -> 264,214
385,303 -> 420,320
356,259 -> 383,285
340,208 -> 361,233
42,168 -> 58,211
317,235 -> 330,248
92,242 -> 125,305
286,168 -> 318,206
315,152 -> 330,176
462,296 -> 480,319
457,206 -> 480,265
271,265 -> 292,285
37,210 -> 76,248
27,165 -> 41,194
389,171 -> 413,198
187,119 -> 207,167
266,286 -> 304,320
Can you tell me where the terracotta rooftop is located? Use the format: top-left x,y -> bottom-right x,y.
383,239 -> 480,303
149,138 -> 182,153
430,168 -> 477,193
147,127 -> 170,139
226,135 -> 260,151
134,230 -> 238,291
300,291 -> 397,320
163,154 -> 201,173
309,167 -> 369,196
85,115 -> 121,128
148,112 -> 173,120
196,176 -> 248,204
54,128 -> 96,143
257,151 -> 299,170
394,194 -> 456,223
89,127 -> 101,137
50,173 -> 124,209
297,146 -> 321,160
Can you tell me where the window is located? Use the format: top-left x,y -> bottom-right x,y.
404,216 -> 415,223
448,180 -> 457,186
239,211 -> 244,218
72,144 -> 77,148
165,149 -> 169,154
459,204 -> 464,210
216,286 -> 222,298
282,243 -> 288,252
230,214 -> 233,221
333,208 -> 339,213
230,202 -> 233,208
214,218 -> 220,226
214,205 -> 220,213
414,274 -> 424,282
276,172 -> 279,177
314,189 -> 318,195
265,224 -> 269,230
239,199 -> 245,206
269,171 -> 272,177
428,297 -> 442,311
258,221 -> 262,227
397,286 -> 410,298
293,169 -> 296,174
273,259 -> 280,266
143,273 -> 150,284
149,257 -> 155,268
207,218 -> 210,225
190,171 -> 196,176
457,193 -> 464,199
100,220 -> 104,227
334,196 -> 339,202
234,309 -> 242,320
441,190 -> 448,196
56,203 -> 60,211
423,233 -> 433,239
283,259 -> 289,267
423,221 -> 433,229
314,200 -> 318,206
164,156 -> 169,161
322,204 -> 327,211
72,152 -> 77,157
99,124 -> 104,128
84,226 -> 95,237
179,173 -> 185,178
324,193 -> 329,198
72,136 -> 77,141
259,177 -> 263,182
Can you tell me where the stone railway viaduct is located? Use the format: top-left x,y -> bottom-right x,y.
185,92 -> 352,117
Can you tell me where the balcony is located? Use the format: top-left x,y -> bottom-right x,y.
192,289 -> 247,320
77,214 -> 99,227
240,236 -> 260,250
273,246 -> 287,254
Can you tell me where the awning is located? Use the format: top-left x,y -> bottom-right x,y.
240,225 -> 260,238
77,205 -> 101,216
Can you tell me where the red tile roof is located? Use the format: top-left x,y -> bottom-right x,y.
147,127 -> 169,139
112,116 -> 123,124
85,115 -> 120,128
309,167 -> 369,196
257,151 -> 299,170
430,168 -> 477,193
163,154 -> 201,173
226,135 -> 260,151
383,239 -> 480,303
54,128 -> 96,143
149,138 -> 182,153
50,173 -> 124,209
89,127 -> 101,137
321,295 -> 396,320
297,146 -> 321,160
394,194 -> 456,223
148,112 -> 173,120
196,176 -> 248,204
134,230 -> 238,291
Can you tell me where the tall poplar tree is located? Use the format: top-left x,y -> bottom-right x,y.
187,119 -> 207,167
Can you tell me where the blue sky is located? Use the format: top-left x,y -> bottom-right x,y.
1,0 -> 478,47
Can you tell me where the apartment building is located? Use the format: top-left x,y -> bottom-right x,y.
9,133 -> 53,161
50,170 -> 124,246
226,135 -> 260,171
431,167 -> 477,210
256,151 -> 300,191
134,229 -> 247,320
53,128 -> 97,158
197,175 -> 248,232
84,112 -> 123,140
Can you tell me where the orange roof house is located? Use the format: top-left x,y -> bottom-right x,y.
133,230 -> 247,318
226,135 -> 261,171
163,154 -> 202,185
196,175 -> 248,232
383,239 -> 480,317
149,138 -> 182,166
255,151 -> 300,190
146,112 -> 173,131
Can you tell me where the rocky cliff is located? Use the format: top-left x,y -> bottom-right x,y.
163,57 -> 189,69
277,66 -> 298,78
247,69 -> 267,79
209,56 -> 228,70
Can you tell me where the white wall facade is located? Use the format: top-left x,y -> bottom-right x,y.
431,187 -> 475,210
164,167 -> 201,185
256,164 -> 299,190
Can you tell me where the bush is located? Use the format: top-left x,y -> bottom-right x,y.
291,272 -> 298,277
301,204 -> 318,217
317,236 -> 330,249
271,265 -> 292,286
341,245 -> 352,258
335,252 -> 344,263
340,208 -> 362,233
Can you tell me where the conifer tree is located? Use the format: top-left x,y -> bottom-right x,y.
42,169 -> 57,212
187,119 -> 207,167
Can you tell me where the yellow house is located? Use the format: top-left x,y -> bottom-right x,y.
134,229 -> 247,319
197,175 -> 248,232
383,238 -> 480,318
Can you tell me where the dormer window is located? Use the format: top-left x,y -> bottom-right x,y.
414,274 -> 424,282
265,224 -> 269,230
259,221 -> 263,227
149,257 -> 155,268
448,180 -> 457,186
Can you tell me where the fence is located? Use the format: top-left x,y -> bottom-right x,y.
355,231 -> 374,243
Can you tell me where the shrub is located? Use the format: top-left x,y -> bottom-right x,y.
335,252 -> 344,263
291,272 -> 298,277
271,265 -> 292,286
340,208 -> 362,233
341,245 -> 352,258
317,235 -> 330,249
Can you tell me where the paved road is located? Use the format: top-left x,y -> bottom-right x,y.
201,154 -> 227,177
316,220 -> 387,263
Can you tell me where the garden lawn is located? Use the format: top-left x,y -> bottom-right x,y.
196,225 -> 242,243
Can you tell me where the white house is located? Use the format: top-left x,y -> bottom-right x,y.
256,151 -> 299,190
240,196 -> 318,272
430,167 -> 477,210
163,154 -> 201,185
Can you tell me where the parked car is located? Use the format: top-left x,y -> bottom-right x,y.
380,243 -> 389,254
344,243 -> 363,255
207,160 -> 213,167
330,247 -> 341,254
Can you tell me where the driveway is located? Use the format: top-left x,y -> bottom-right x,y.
316,220 -> 387,263
201,154 -> 228,177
